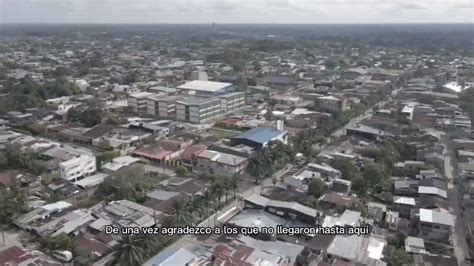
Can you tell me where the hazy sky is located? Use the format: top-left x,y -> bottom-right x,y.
1,0 -> 473,24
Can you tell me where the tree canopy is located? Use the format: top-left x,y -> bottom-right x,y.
2,77 -> 80,112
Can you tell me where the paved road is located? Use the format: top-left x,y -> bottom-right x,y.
142,91 -> 400,264
442,133 -> 470,265
330,96 -> 395,140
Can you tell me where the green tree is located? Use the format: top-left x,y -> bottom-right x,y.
308,179 -> 328,198
168,199 -> 194,226
5,144 -> 46,174
230,174 -> 240,198
332,160 -> 359,180
96,165 -> 152,202
351,174 -> 367,196
363,163 -> 389,188
80,109 -> 103,127
386,248 -> 413,266
96,151 -> 120,169
210,178 -> 226,208
115,235 -> 148,266
247,150 -> 271,184
175,166 -> 188,176
0,184 -> 28,225
43,233 -> 75,252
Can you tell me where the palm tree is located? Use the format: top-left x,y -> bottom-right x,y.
222,177 -> 231,204
169,198 -> 194,226
115,235 -> 148,266
189,198 -> 206,221
230,174 -> 240,199
247,151 -> 271,184
210,179 -> 225,208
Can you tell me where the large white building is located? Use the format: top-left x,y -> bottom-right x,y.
128,92 -> 158,114
60,154 -> 96,182
177,80 -> 233,97
176,97 -> 224,123
218,92 -> 246,114
146,95 -> 182,118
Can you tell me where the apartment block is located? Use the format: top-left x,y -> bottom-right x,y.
218,92 -> 246,114
59,154 -> 96,182
128,92 -> 157,114
147,95 -> 181,118
176,97 -> 223,123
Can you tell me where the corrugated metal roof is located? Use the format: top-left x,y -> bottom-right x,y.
232,127 -> 284,145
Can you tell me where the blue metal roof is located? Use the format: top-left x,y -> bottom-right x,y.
232,127 -> 284,144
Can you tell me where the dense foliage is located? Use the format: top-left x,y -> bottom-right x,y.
0,77 -> 80,112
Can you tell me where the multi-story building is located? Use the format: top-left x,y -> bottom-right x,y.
146,95 -> 181,118
59,154 -> 96,182
316,95 -> 348,111
176,97 -> 223,123
218,92 -> 246,114
196,150 -> 248,176
128,92 -> 157,114
418,208 -> 454,242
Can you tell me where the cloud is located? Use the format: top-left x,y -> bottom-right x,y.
0,0 -> 472,24
395,3 -> 426,10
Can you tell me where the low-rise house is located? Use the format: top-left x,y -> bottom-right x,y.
394,161 -> 429,174
393,178 -> 419,196
284,168 -> 321,192
453,139 -> 474,151
326,235 -> 387,266
226,209 -> 287,240
367,202 -> 387,223
40,209 -> 94,237
176,144 -> 207,169
316,95 -> 348,111
418,186 -> 448,199
89,200 -> 159,231
424,153 -> 445,170
331,178 -> 352,195
196,150 -> 248,176
418,208 -> 454,242
73,172 -> 109,189
307,163 -> 341,180
0,246 -> 61,265
457,149 -> 474,163
244,194 -> 322,224
405,236 -> 428,254
417,194 -> 450,211
133,139 -> 192,165
319,192 -> 360,212
102,156 -> 140,173
91,128 -> 152,152
14,201 -> 73,231
393,196 -> 416,219
412,254 -> 457,265
210,140 -> 255,158
271,93 -> 302,106
346,124 -> 392,141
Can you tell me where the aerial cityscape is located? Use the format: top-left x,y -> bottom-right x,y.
0,1 -> 473,266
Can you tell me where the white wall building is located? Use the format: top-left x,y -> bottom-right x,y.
60,154 -> 96,182
176,97 -> 223,123
128,92 -> 157,114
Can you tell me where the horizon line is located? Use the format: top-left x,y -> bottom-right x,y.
1,22 -> 473,26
